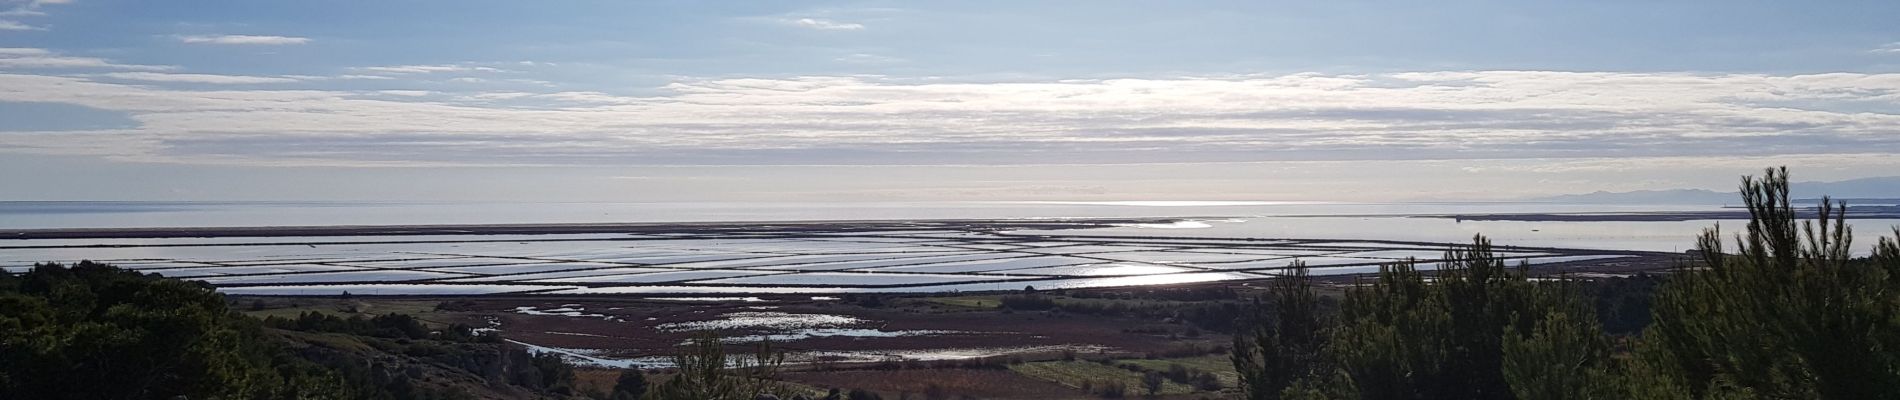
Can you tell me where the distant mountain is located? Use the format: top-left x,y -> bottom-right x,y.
1533,176 -> 1900,205
1535,189 -> 1738,205
1790,176 -> 1900,199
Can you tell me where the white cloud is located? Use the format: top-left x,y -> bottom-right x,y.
786,18 -> 864,31
177,34 -> 311,45
0,70 -> 1897,169
0,0 -> 64,19
835,53 -> 904,64
377,90 -> 433,97
0,20 -> 41,30
283,74 -> 397,81
1871,42 -> 1900,54
99,72 -> 300,84
0,47 -> 173,70
356,64 -> 504,74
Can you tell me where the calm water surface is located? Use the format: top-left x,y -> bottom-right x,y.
3,201 -> 1896,254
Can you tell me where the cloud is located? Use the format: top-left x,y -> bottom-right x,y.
355,64 -> 504,74
0,0 -> 64,20
99,72 -> 300,84
177,34 -> 311,45
0,20 -> 40,30
0,70 -> 1896,168
335,74 -> 397,80
786,18 -> 864,31
1872,42 -> 1900,54
283,74 -> 396,81
0,47 -> 174,70
835,53 -> 905,64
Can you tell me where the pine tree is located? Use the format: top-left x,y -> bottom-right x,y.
1627,167 -> 1900,399
1233,261 -> 1326,400
610,369 -> 648,400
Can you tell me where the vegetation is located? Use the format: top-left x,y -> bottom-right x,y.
986,289 -> 1251,334
1232,167 -> 1900,399
610,369 -> 649,400
0,261 -> 578,399
1009,360 -> 1197,396
644,334 -> 801,400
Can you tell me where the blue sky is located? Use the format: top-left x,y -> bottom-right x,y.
2,0 -> 1898,201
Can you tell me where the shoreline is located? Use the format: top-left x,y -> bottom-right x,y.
0,217 -> 1207,240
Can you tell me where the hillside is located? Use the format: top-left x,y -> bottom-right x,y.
0,261 -> 581,400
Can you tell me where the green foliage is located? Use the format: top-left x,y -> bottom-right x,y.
847,388 -> 885,400
645,334 -> 795,400
1230,166 -> 1900,400
0,261 -> 355,399
1140,371 -> 1165,395
611,369 -> 650,400
1324,236 -> 1589,399
1233,261 -> 1326,400
996,294 -> 1058,310
1628,167 -> 1900,399
262,310 -> 498,342
0,261 -> 575,400
1501,310 -> 1618,399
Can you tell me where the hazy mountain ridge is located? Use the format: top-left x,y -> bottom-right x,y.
1535,176 -> 1900,204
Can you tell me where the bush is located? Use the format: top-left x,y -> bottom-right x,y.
1164,364 -> 1191,383
1096,380 -> 1127,398
1141,371 -> 1166,395
1193,372 -> 1222,391
848,388 -> 885,400
997,294 -> 1057,311
609,369 -> 647,400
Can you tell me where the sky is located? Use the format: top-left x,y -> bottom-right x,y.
1,0 -> 1898,202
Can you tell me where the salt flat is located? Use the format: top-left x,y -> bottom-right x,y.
0,219 -> 1654,295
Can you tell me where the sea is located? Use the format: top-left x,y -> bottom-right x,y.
5,200 -> 1898,255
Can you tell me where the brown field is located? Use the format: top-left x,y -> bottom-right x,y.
782,369 -> 1084,399
227,255 -> 1672,399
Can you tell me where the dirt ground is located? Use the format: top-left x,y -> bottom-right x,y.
418,295 -> 1224,361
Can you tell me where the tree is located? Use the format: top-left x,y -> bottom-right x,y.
610,369 -> 649,400
1141,371 -> 1166,396
1232,261 -> 1326,400
1501,309 -> 1618,399
2,261 -> 580,400
1294,235 -> 1618,400
645,334 -> 792,400
0,261 -> 355,399
848,388 -> 885,400
1626,167 -> 1900,399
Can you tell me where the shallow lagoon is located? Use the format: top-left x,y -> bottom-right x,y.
3,225 -> 1651,294
10,199 -> 1818,294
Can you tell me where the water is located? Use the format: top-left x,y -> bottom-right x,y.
6,200 -> 1895,254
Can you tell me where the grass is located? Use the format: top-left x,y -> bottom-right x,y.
922,294 -> 1206,310
272,329 -> 376,354
1115,355 -> 1240,387
1010,360 -> 1198,395
782,369 -> 1081,398
238,298 -> 450,323
919,295 -> 1003,308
